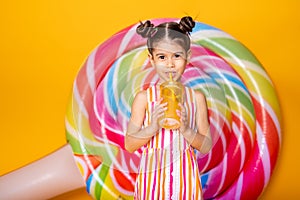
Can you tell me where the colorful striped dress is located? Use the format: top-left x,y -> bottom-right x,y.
134,85 -> 203,200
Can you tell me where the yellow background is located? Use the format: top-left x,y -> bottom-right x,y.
1,0 -> 299,199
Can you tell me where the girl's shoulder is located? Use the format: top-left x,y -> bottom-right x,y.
134,85 -> 157,99
193,90 -> 207,106
131,90 -> 148,111
134,90 -> 147,102
194,89 -> 205,98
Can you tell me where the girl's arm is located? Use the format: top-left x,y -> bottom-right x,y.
180,91 -> 212,153
124,91 -> 166,153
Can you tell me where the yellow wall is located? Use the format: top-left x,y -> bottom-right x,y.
1,0 -> 299,199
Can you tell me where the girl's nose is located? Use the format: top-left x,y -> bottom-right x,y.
167,58 -> 175,68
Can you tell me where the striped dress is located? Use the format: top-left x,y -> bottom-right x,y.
134,85 -> 203,200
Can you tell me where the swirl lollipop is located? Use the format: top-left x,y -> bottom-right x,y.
65,18 -> 281,199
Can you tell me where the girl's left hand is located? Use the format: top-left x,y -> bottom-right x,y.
177,103 -> 188,133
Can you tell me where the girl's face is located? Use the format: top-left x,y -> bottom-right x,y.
149,39 -> 190,83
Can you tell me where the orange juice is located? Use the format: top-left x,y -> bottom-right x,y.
159,81 -> 183,129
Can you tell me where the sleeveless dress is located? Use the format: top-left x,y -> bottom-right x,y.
134,85 -> 203,200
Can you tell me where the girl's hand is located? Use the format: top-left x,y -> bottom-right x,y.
177,103 -> 188,133
149,98 -> 167,134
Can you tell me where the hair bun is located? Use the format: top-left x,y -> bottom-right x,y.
179,16 -> 195,34
136,20 -> 156,38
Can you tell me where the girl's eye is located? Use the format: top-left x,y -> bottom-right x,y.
158,55 -> 165,60
174,54 -> 181,59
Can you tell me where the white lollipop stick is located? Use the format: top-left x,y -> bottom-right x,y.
0,144 -> 85,200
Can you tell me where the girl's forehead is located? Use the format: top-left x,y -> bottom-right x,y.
152,39 -> 186,54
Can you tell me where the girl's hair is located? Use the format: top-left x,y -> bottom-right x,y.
136,16 -> 195,55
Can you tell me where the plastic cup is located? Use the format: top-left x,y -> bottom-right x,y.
159,81 -> 183,129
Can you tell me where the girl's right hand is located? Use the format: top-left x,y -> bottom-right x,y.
148,98 -> 167,134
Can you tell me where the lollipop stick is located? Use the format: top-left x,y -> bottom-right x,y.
0,144 -> 85,200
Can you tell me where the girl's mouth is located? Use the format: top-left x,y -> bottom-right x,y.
165,71 -> 176,79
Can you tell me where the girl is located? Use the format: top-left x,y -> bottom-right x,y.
125,16 -> 212,200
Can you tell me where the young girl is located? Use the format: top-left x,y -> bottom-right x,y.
125,16 -> 212,200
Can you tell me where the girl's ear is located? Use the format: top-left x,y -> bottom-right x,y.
148,53 -> 154,66
186,49 -> 192,63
